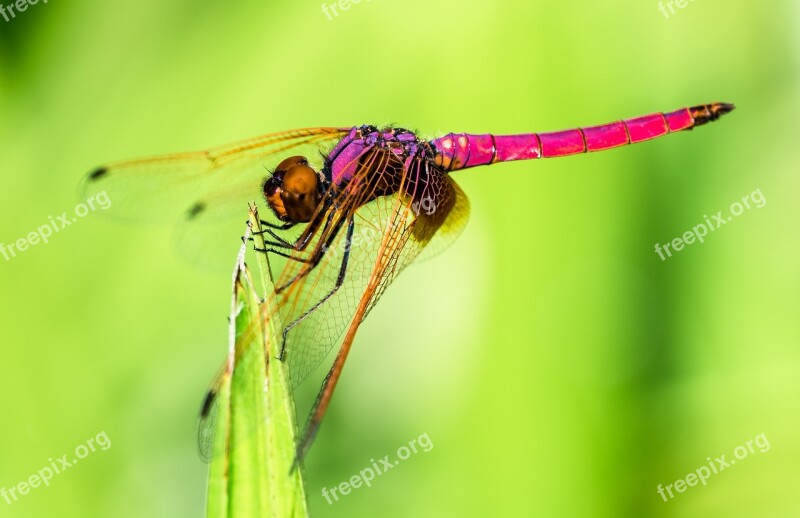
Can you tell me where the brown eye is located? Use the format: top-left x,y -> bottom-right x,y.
263,178 -> 287,221
281,164 -> 320,222
263,156 -> 322,223
264,171 -> 285,197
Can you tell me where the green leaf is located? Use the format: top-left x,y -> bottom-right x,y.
205,206 -> 309,518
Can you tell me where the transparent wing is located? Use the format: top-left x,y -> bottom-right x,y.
196,150 -> 471,460
81,127 -> 348,222
81,127 -> 349,270
273,150 -> 471,388
197,373 -> 225,463
413,178 -> 470,262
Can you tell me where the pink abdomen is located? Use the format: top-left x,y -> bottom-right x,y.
431,103 -> 733,171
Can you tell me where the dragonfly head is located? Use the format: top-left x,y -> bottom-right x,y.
263,156 -> 325,223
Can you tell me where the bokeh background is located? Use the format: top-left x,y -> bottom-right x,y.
1,0 -> 798,516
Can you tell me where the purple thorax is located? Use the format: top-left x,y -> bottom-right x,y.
324,126 -> 431,185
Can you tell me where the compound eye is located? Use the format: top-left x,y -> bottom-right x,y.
263,173 -> 288,220
274,155 -> 308,173
263,156 -> 321,223
281,162 -> 320,223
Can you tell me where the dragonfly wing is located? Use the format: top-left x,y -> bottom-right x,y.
197,371 -> 225,463
291,160 -> 471,461
81,127 -> 349,270
276,153 -> 468,388
278,194 -> 409,388
413,178 -> 470,262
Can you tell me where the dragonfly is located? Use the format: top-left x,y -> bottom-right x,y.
82,102 -> 734,463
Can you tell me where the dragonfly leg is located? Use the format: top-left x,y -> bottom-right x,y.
277,218 -> 355,361
252,226 -> 302,247
253,236 -> 318,264
254,208 -> 335,263
274,213 -> 346,294
262,229 -> 301,248
259,220 -> 295,231
254,247 -> 313,264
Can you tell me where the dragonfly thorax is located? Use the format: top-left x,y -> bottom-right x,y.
323,125 -> 438,186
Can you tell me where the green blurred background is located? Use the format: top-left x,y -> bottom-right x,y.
1,0 -> 798,516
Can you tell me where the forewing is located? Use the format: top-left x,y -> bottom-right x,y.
81,127 -> 347,222
81,127 -> 349,270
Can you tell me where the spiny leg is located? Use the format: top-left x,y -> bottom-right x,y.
253,208 -> 335,265
255,213 -> 324,251
274,210 -> 346,294
259,247 -> 314,263
259,220 -> 295,231
278,217 -> 355,361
